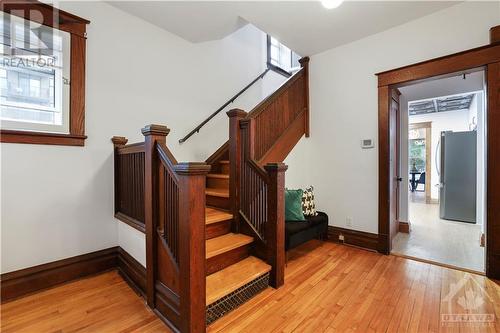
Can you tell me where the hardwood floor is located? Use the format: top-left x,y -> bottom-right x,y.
1,271 -> 172,333
3,240 -> 500,332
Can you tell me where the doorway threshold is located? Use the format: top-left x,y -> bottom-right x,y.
391,251 -> 485,276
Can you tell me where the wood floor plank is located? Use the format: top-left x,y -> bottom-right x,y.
3,240 -> 500,333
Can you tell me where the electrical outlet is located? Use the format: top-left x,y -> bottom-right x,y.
346,216 -> 353,227
339,234 -> 345,241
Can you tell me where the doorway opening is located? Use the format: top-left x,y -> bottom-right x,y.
391,70 -> 486,273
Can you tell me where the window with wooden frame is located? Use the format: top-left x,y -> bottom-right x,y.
266,35 -> 301,77
0,1 -> 89,146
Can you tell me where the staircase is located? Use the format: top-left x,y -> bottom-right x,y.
204,159 -> 271,324
111,57 -> 310,332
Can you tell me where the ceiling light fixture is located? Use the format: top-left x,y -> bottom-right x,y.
321,0 -> 344,9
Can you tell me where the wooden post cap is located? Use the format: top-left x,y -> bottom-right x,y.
141,124 -> 170,136
491,25 -> 500,45
299,57 -> 310,66
227,109 -> 247,118
111,136 -> 128,146
264,162 -> 288,172
173,162 -> 211,175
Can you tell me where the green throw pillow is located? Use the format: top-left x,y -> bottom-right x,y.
285,189 -> 306,221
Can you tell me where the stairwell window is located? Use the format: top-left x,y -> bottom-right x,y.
267,35 -> 301,76
0,3 -> 89,146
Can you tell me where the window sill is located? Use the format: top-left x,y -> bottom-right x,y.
267,63 -> 292,78
0,130 -> 87,146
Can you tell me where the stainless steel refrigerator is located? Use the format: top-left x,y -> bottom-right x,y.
439,131 -> 477,223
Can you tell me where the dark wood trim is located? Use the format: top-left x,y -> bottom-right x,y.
1,0 -> 90,37
491,25 -> 500,45
69,34 -> 87,137
0,130 -> 87,146
142,125 -> 170,307
227,109 -> 247,233
299,57 -> 310,137
1,247 -> 118,302
486,61 -> 500,278
117,247 -> 146,297
115,212 -> 146,233
398,221 -> 411,234
377,27 -> 500,279
378,85 -> 391,255
1,1 -> 89,146
264,162 -> 287,288
327,226 -> 379,252
376,43 -> 500,87
1,246 -> 148,303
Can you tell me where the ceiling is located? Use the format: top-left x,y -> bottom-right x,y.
109,1 -> 457,56
409,94 -> 475,116
400,70 -> 484,102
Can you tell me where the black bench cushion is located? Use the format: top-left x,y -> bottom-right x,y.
285,211 -> 328,235
285,211 -> 328,250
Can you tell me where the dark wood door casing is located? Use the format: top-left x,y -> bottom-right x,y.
377,25 -> 500,279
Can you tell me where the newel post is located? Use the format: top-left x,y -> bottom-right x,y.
299,56 -> 310,137
227,109 -> 247,233
174,163 -> 211,333
264,162 -> 288,288
142,124 -> 170,307
111,136 -> 128,215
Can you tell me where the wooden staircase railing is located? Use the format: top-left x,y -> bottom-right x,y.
227,57 -> 310,289
112,137 -> 146,233
112,125 -> 210,333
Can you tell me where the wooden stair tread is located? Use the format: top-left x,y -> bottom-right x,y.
206,188 -> 229,198
205,207 -> 232,225
206,256 -> 271,305
206,233 -> 253,259
207,173 -> 229,179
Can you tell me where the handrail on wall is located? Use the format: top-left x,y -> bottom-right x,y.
178,68 -> 271,144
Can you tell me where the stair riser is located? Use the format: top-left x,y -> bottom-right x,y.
219,163 -> 230,175
207,177 -> 229,189
206,195 -> 229,210
206,245 -> 250,276
206,220 -> 232,240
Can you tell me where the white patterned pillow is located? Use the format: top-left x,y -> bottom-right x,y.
302,186 -> 318,217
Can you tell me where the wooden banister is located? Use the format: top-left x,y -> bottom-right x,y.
264,163 -> 287,287
226,57 -> 309,291
113,125 -> 209,332
112,136 -> 146,233
142,124 -> 170,306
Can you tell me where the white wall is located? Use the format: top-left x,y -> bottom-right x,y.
409,110 -> 470,200
291,1 -> 499,234
0,1 -> 285,272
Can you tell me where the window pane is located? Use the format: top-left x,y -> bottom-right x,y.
1,13 -> 70,132
267,35 -> 301,73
